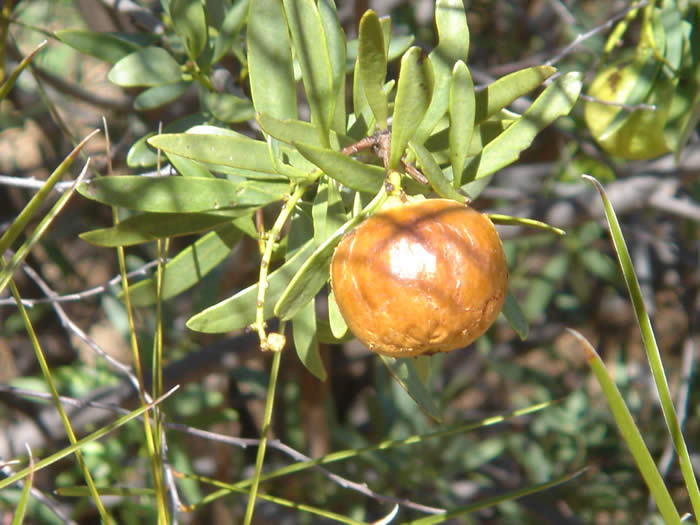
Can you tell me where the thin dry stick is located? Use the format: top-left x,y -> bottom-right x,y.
0,260 -> 164,307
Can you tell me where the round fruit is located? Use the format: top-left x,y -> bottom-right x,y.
584,56 -> 672,160
330,198 -> 508,357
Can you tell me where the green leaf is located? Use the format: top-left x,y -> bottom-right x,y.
247,0 -> 297,119
473,65 -> 556,124
108,47 -> 182,87
78,176 -> 288,213
292,299 -> 327,380
567,330 -> 683,525
170,0 -> 208,60
390,47 -> 434,170
379,356 -> 441,422
126,132 -> 157,168
502,290 -> 529,340
487,214 -> 565,236
318,0 -> 347,133
127,221 -> 247,306
211,0 -> 248,62
327,289 -> 348,339
80,211 -> 243,246
187,240 -> 316,333
583,174 -> 700,519
200,89 -> 255,123
133,81 -> 191,110
409,141 -> 466,202
55,30 -> 151,63
283,0 -> 334,147
463,71 -> 582,183
346,34 -> 414,73
166,151 -> 213,178
449,60 -> 475,187
148,133 -> 277,175
257,113 -> 347,149
414,0 -> 469,142
295,142 -> 384,193
358,10 -> 388,129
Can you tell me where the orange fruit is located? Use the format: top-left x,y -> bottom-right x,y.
330,198 -> 508,357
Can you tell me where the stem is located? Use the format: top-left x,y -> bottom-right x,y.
253,185 -> 307,351
243,327 -> 285,525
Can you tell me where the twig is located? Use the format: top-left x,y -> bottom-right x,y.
0,260 -> 163,307
545,1 -> 650,67
19,261 -> 142,393
0,385 -> 445,515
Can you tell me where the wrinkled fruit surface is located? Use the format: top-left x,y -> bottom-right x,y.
331,198 -> 508,357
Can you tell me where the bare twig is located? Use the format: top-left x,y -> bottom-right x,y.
545,1 -> 649,67
0,260 -> 163,307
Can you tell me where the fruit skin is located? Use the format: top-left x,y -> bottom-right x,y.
330,198 -> 508,357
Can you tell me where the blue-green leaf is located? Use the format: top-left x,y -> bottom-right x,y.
284,0 -> 334,147
108,47 -> 182,87
390,47 -> 434,170
170,0 -> 208,61
449,60 -> 474,187
187,240 -> 316,333
295,142 -> 384,193
462,71 -> 582,183
127,221 -> 247,306
78,176 -> 288,213
358,10 -> 388,129
293,299 -> 327,380
247,0 -> 297,119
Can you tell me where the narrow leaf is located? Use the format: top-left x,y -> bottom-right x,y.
200,89 -> 255,123
284,0 -> 334,147
568,329 -> 682,525
187,240 -> 316,333
295,142 -> 384,193
318,0 -> 347,133
55,30 -> 147,63
127,221 -> 248,306
78,176 -> 288,213
380,356 -> 441,423
358,10 -> 388,129
133,81 -> 191,110
148,133 -> 277,174
463,71 -> 582,183
212,0 -> 249,62
449,60 -> 475,187
80,212 -> 243,246
170,0 -> 208,60
247,0 -> 297,119
583,174 -> 700,519
414,0 -> 469,142
502,290 -> 529,340
409,141 -> 466,202
327,289 -> 348,339
473,65 -> 557,124
108,47 -> 182,87
293,299 -> 327,380
390,47 -> 434,170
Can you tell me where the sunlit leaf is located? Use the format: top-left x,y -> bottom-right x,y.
78,176 -> 288,213
358,10 -> 388,129
390,47 -> 434,170
284,0 -> 334,147
247,0 -> 297,119
127,221 -> 249,306
295,142 -> 384,193
449,60 -> 475,187
170,0 -> 208,60
187,240 -> 315,333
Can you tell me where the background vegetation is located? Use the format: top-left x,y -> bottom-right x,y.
0,0 -> 698,524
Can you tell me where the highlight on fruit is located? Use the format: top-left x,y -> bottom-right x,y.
330,198 -> 508,357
